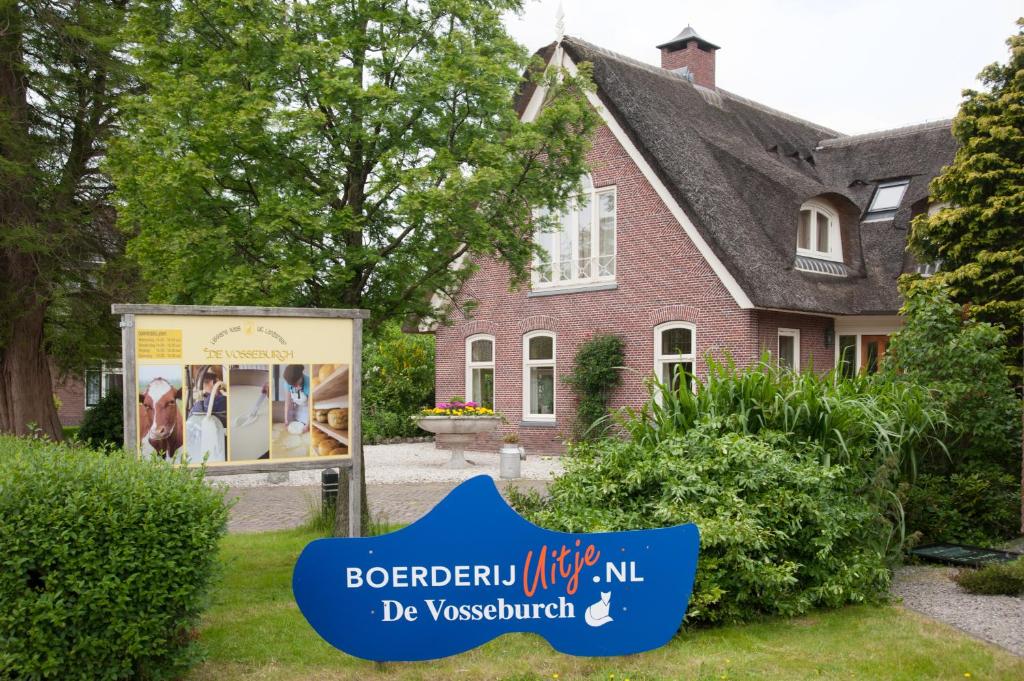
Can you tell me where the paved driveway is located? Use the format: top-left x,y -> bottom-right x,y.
226,479 -> 550,533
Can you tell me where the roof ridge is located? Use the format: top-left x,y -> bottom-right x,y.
561,35 -> 698,85
816,119 -> 953,149
716,89 -> 843,138
562,36 -> 842,139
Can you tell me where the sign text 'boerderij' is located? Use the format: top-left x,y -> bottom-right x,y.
292,476 -> 700,661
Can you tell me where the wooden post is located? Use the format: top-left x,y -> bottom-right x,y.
120,313 -> 137,452
349,317 -> 364,538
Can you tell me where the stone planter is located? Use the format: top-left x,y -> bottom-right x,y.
414,416 -> 501,469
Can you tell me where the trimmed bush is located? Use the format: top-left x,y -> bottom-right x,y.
953,559 -> 1024,596
76,388 -> 125,448
513,426 -> 894,624
0,436 -> 229,680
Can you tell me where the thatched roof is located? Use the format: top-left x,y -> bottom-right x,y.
533,37 -> 957,315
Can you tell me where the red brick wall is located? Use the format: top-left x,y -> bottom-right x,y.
53,372 -> 86,428
753,310 -> 836,373
435,122 -> 793,454
660,42 -> 716,88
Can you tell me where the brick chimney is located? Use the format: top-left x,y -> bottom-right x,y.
657,26 -> 719,89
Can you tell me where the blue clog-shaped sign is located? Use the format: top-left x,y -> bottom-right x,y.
292,475 -> 699,661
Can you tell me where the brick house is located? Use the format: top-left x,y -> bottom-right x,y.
433,28 -> 956,454
53,363 -> 123,427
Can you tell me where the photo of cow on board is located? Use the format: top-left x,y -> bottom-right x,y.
137,365 -> 184,460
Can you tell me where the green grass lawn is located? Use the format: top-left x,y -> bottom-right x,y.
187,528 -> 1024,681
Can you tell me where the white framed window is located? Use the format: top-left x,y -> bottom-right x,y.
777,328 -> 800,371
522,331 -> 556,420
85,362 -> 124,407
797,199 -> 842,262
532,175 -> 616,288
867,179 -> 909,215
654,322 -> 696,393
465,334 -> 495,409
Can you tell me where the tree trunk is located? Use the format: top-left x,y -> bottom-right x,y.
0,283 -> 62,439
0,5 -> 60,439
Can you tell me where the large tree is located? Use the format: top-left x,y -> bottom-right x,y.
908,18 -> 1024,384
111,0 -> 597,535
109,0 -> 598,329
1,1 -> 136,438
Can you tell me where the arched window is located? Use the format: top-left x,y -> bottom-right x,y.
522,331 -> 556,420
654,322 -> 696,392
465,334 -> 495,409
797,199 -> 842,262
532,175 -> 616,288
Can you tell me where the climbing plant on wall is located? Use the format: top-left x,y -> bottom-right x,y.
563,334 -> 626,441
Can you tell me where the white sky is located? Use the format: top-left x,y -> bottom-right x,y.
504,0 -> 1021,134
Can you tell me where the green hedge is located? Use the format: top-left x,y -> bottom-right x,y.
0,436 -> 229,680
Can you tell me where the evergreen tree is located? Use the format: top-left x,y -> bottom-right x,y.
0,1 -> 136,438
908,19 -> 1024,384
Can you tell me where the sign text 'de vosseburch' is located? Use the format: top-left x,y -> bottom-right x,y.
292,476 -> 700,661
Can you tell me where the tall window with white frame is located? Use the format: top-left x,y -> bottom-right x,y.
654,323 -> 696,393
777,328 -> 800,371
532,175 -> 616,288
465,334 -> 495,409
797,199 -> 842,262
523,332 -> 556,420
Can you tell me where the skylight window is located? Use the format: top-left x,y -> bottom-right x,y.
867,180 -> 909,215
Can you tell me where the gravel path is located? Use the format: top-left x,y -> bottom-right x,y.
226,479 -> 550,533
223,442 -> 560,533
892,565 -> 1024,656
223,441 -> 563,488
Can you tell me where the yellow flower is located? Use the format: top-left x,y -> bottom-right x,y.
964,674 -> 972,678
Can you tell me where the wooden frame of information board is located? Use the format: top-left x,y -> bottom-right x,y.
112,304 -> 368,537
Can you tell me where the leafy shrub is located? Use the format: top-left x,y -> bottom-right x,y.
76,388 -> 125,448
562,333 -> 625,440
953,558 -> 1024,596
513,425 -> 894,624
363,322 -> 434,442
886,284 -> 1021,475
0,435 -> 229,680
513,358 -> 952,624
886,285 -> 1021,544
900,464 -> 1021,545
621,355 -> 947,481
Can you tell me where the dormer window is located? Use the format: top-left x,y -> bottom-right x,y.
865,179 -> 909,220
797,199 -> 842,263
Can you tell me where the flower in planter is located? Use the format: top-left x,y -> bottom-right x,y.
420,399 -> 496,417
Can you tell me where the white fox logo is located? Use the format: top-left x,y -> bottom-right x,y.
584,591 -> 613,627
